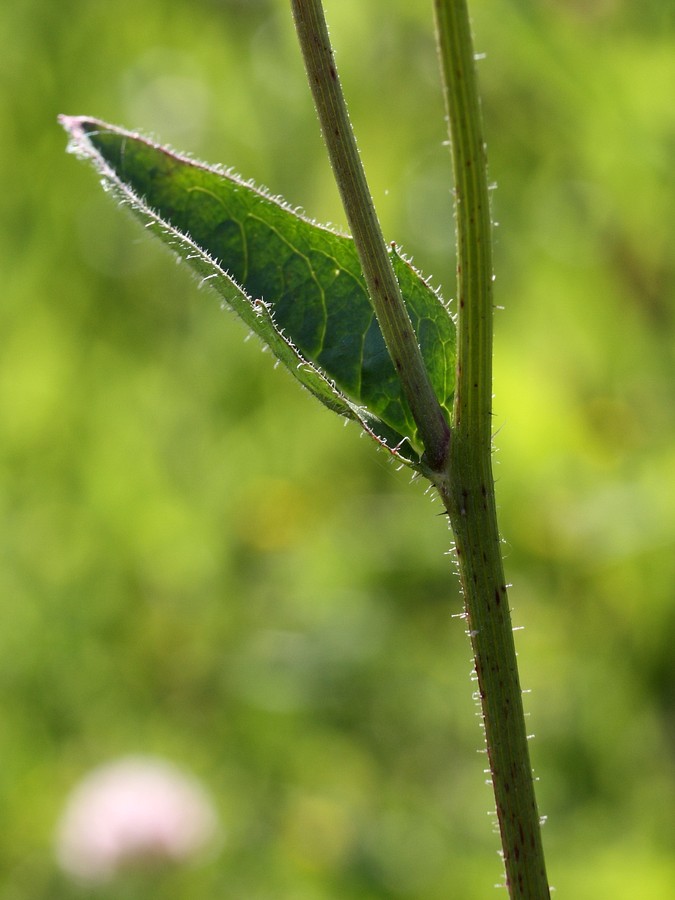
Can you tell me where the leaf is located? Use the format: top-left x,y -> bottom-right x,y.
60,116 -> 455,468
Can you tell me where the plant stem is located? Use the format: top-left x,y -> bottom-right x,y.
433,1 -> 550,896
290,0 -> 451,472
291,0 -> 550,894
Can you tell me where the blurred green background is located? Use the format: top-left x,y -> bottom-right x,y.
1,0 -> 674,896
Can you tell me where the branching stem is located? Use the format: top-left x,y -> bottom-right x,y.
290,0 -> 450,471
292,0 -> 550,895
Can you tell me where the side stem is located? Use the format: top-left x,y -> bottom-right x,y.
434,1 -> 550,896
290,0 -> 450,471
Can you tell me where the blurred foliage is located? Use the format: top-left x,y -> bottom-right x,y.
1,0 -> 673,896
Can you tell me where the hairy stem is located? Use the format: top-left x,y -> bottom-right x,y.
290,0 -> 450,471
434,1 -> 550,896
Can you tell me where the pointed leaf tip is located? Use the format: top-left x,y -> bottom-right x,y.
60,116 -> 456,468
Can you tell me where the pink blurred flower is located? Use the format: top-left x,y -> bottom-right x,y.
55,756 -> 221,882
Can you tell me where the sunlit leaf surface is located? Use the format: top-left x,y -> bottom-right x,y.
61,117 -> 455,465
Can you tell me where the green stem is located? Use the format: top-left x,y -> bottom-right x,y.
434,1 -> 550,896
290,0 -> 450,472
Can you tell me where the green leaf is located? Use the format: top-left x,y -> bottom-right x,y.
60,116 -> 455,467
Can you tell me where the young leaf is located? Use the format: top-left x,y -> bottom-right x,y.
60,116 -> 455,467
